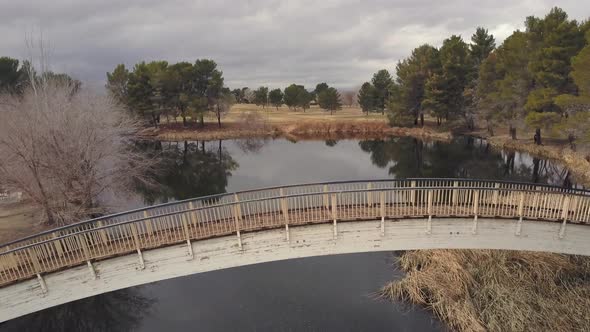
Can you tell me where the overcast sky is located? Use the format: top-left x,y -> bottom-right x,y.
1,0 -> 588,90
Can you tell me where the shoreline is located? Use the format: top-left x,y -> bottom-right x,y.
145,120 -> 590,185
141,120 -> 453,142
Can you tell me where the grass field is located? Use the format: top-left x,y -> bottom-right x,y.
163,103 -> 389,125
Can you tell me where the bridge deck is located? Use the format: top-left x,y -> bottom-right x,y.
1,179 -> 589,287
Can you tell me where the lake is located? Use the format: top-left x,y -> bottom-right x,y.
1,136 -> 578,332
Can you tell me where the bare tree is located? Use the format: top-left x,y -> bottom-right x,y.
0,73 -> 154,226
213,92 -> 236,128
341,90 -> 357,107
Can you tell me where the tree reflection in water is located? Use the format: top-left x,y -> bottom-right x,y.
359,136 -> 576,187
235,137 -> 270,153
0,289 -> 154,332
136,140 -> 238,204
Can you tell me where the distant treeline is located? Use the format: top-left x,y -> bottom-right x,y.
360,7 -> 590,146
105,60 -> 359,128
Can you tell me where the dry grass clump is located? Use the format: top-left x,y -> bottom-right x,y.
381,250 -> 590,332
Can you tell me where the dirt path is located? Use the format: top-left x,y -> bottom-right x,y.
0,202 -> 44,244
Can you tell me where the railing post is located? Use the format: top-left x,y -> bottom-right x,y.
4,245 -> 17,270
367,183 -> 373,207
411,181 -> 416,205
323,185 -> 329,210
492,183 -> 500,206
472,190 -> 479,234
331,193 -> 338,240
559,196 -> 571,239
516,192 -> 524,236
143,211 -> 154,240
233,195 -> 243,250
280,188 -> 290,242
76,234 -> 90,260
380,191 -> 385,236
96,220 -> 109,246
52,232 -> 64,257
452,181 -> 458,206
27,247 -> 42,275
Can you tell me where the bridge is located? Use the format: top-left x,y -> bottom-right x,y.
1,178 -> 590,322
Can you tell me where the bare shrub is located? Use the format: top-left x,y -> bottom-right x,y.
0,77 -> 153,226
237,111 -> 267,130
341,90 -> 357,107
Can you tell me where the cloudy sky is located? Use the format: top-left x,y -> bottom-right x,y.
1,0 -> 588,90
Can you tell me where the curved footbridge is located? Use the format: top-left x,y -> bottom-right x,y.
1,179 -> 590,321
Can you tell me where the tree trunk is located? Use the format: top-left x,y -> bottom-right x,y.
420,114 -> 424,127
199,114 -> 204,128
151,113 -> 158,128
534,128 -> 542,145
509,125 -> 517,140
217,105 -> 221,128
182,115 -> 187,127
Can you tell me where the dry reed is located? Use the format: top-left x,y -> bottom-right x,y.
381,250 -> 590,331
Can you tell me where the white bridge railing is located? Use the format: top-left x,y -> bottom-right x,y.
1,179 -> 589,287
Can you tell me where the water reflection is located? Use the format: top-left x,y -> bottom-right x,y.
1,289 -> 154,332
235,137 -> 270,153
325,139 -> 338,147
359,136 -> 576,187
137,140 -> 238,204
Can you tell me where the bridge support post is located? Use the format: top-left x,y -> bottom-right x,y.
233,196 -> 243,251
332,194 -> 338,240
136,249 -> 145,270
281,189 -> 290,243
186,240 -> 194,260
36,274 -> 47,295
87,261 -> 98,280
559,196 -> 571,239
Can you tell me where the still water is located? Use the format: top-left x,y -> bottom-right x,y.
1,136 -> 577,332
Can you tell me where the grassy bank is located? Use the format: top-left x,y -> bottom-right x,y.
146,104 -> 452,142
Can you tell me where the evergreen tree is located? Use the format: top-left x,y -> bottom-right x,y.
389,44 -> 440,126
423,35 -> 470,124
317,87 -> 342,115
106,64 -> 129,105
358,82 -> 376,115
371,69 -> 393,114
470,27 -> 496,66
525,7 -> 586,144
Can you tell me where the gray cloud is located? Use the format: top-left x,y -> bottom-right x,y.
0,0 -> 588,90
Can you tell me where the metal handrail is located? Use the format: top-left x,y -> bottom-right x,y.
0,179 -> 589,287
1,178 -> 586,249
